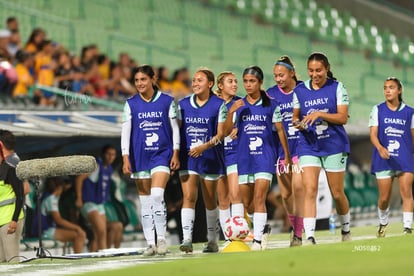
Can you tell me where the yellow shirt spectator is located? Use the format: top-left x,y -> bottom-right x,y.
13,63 -> 34,97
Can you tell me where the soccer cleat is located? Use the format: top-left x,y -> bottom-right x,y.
341,230 -> 351,241
261,224 -> 271,250
403,228 -> 412,234
143,245 -> 156,256
303,237 -> 316,246
202,241 -> 219,253
179,239 -> 193,253
250,239 -> 262,251
156,239 -> 168,255
377,224 -> 387,238
290,235 -> 302,247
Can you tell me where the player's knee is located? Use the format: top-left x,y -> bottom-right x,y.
151,187 -> 165,203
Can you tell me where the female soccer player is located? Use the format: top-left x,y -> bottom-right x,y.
225,66 -> 291,250
35,177 -> 86,254
292,52 -> 351,245
214,72 -> 245,234
121,65 -> 180,256
369,77 -> 414,236
178,67 -> 226,253
266,55 -> 304,247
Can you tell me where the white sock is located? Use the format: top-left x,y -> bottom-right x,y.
231,203 -> 244,218
219,208 -> 231,239
139,195 -> 155,245
378,207 -> 390,226
253,212 -> 267,242
403,212 -> 413,229
181,208 -> 195,242
206,208 -> 220,243
151,187 -> 166,240
338,211 -> 351,232
303,217 -> 316,239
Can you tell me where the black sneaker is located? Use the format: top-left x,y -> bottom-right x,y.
290,235 -> 302,247
377,224 -> 387,238
304,236 -> 316,245
403,228 -> 412,234
341,230 -> 351,241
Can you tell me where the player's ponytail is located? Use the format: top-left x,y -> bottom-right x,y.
275,55 -> 298,82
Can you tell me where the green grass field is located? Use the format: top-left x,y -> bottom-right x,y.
1,222 -> 412,276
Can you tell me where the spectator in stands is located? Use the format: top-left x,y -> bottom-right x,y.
0,29 -> 13,62
6,17 -> 19,33
108,64 -> 135,99
80,45 -> 96,68
88,60 -> 108,98
170,67 -> 191,100
0,141 -> 24,263
7,29 -> 21,59
12,50 -> 34,99
156,66 -> 172,94
97,54 -> 111,81
34,177 -> 86,254
369,77 -> 414,236
6,17 -> 20,59
33,39 -> 56,106
75,145 -> 117,252
118,52 -> 133,83
54,51 -> 74,92
71,54 -> 95,96
24,28 -> 46,54
0,31 -> 17,97
292,52 -> 351,245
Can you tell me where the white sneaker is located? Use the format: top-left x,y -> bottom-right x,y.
250,240 -> 262,251
157,239 -> 168,255
143,245 -> 156,256
261,224 -> 271,250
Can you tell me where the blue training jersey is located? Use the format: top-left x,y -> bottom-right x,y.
369,102 -> 414,173
236,97 -> 281,175
126,91 -> 176,171
292,79 -> 350,157
267,84 -> 301,158
178,93 -> 226,174
223,96 -> 241,167
82,158 -> 112,204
